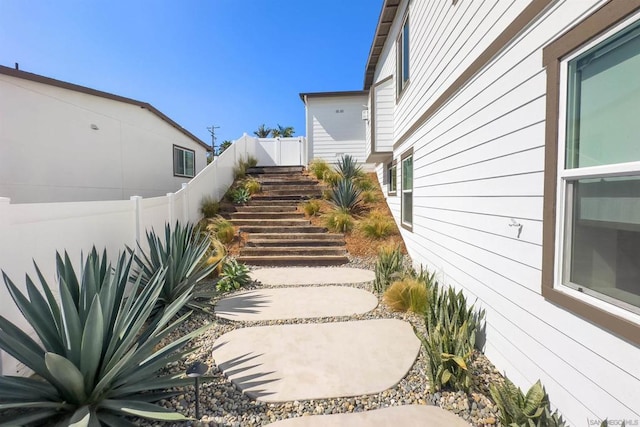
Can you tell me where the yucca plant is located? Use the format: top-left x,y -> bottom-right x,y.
373,245 -> 404,293
308,158 -> 330,180
489,379 -> 567,427
330,178 -> 362,214
325,208 -> 355,233
0,249 -> 205,425
336,154 -> 363,180
216,259 -> 251,292
132,222 -> 219,317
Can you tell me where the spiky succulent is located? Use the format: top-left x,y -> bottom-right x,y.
0,248 -> 206,426
330,179 -> 362,214
336,154 -> 363,180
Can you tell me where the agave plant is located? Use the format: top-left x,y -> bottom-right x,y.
231,187 -> 251,204
216,259 -> 251,292
132,222 -> 219,317
0,248 -> 205,425
336,154 -> 363,180
330,178 -> 362,214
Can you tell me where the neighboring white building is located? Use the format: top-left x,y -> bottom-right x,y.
299,91 -> 370,167
0,65 -> 211,203
315,0 -> 640,423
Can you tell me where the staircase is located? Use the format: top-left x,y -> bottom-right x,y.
232,166 -> 349,266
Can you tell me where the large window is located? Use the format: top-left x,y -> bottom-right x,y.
397,15 -> 410,97
173,145 -> 195,178
401,150 -> 413,230
542,3 -> 640,345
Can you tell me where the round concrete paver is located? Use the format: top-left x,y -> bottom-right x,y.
211,319 -> 420,403
250,267 -> 374,286
266,405 -> 470,427
215,286 -> 378,321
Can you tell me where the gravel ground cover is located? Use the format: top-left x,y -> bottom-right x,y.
139,257 -> 503,427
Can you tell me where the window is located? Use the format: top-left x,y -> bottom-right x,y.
388,162 -> 397,195
173,145 -> 195,178
397,15 -> 410,97
401,150 -> 413,230
542,2 -> 640,345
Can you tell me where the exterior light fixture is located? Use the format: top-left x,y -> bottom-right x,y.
90,124 -> 99,130
186,361 -> 208,419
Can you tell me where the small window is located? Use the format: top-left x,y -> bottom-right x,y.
397,15 -> 410,97
401,151 -> 413,230
388,162 -> 397,195
173,145 -> 195,178
542,2 -> 640,346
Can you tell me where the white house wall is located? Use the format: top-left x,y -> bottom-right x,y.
306,96 -> 368,166
0,74 -> 207,203
375,0 -> 639,424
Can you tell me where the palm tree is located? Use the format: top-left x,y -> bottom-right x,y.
218,140 -> 232,155
271,124 -> 295,138
253,124 -> 271,138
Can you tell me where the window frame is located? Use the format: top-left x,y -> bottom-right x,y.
396,13 -> 410,99
173,145 -> 196,178
401,148 -> 413,231
388,160 -> 398,196
541,0 -> 640,346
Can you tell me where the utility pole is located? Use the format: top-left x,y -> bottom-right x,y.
207,125 -> 220,156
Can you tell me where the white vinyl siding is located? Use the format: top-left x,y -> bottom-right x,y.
306,95 -> 368,165
374,78 -> 395,152
372,0 -> 640,424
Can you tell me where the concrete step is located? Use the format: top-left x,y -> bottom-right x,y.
231,218 -> 310,227
247,166 -> 304,174
236,255 -> 349,266
238,226 -> 328,234
230,212 -> 304,220
246,238 -> 344,247
235,205 -> 298,212
240,246 -> 347,256
246,233 -> 343,241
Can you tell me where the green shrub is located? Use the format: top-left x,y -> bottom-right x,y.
200,195 -> 220,218
233,155 -> 258,179
132,222 -> 219,316
243,177 -> 261,195
330,179 -> 362,214
383,278 -> 428,313
207,216 -> 236,245
336,154 -> 363,180
308,158 -> 331,180
354,175 -> 376,191
246,155 -> 258,168
0,249 -> 203,426
417,321 -> 474,393
325,209 -> 355,233
323,169 -> 342,187
490,379 -> 567,427
360,210 -> 395,239
373,245 -> 404,293
302,199 -> 321,217
230,187 -> 251,204
217,259 -> 251,292
361,190 -> 379,203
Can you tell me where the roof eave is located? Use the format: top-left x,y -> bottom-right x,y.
363,0 -> 401,90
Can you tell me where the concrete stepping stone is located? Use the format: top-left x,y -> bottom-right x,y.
215,286 -> 378,321
266,404 -> 470,426
250,267 -> 374,286
211,319 -> 420,402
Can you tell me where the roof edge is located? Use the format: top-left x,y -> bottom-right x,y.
363,0 -> 401,90
299,90 -> 369,103
0,65 -> 211,151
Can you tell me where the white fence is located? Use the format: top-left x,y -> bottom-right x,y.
0,134 -> 307,375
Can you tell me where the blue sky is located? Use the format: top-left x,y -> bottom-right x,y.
0,1 -> 382,148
